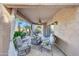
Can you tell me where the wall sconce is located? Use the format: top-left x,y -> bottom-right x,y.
52,21 -> 58,25
54,21 -> 58,25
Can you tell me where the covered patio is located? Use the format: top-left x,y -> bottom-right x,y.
7,5 -> 66,56
0,4 -> 79,56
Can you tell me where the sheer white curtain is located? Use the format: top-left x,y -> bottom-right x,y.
8,9 -> 17,56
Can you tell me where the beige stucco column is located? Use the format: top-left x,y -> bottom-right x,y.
0,5 -> 17,56
43,24 -> 50,37
10,9 -> 16,41
0,5 -> 11,56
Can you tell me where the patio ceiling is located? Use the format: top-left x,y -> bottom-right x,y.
18,5 -> 64,24
5,4 -> 76,25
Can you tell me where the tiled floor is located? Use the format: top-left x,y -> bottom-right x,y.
27,45 -> 65,56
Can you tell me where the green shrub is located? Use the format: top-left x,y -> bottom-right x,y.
13,31 -> 26,48
13,31 -> 26,39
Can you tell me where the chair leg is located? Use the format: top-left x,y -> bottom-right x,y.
51,45 -> 54,56
51,49 -> 53,56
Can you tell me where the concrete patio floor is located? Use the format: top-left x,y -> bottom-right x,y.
27,45 -> 65,56
8,41 -> 65,56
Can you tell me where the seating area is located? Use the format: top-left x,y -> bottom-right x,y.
14,32 -> 55,56
15,36 -> 31,56
7,5 -> 68,56
7,17 -> 65,56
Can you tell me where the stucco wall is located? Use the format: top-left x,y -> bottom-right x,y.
0,5 -> 11,56
54,7 -> 79,56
